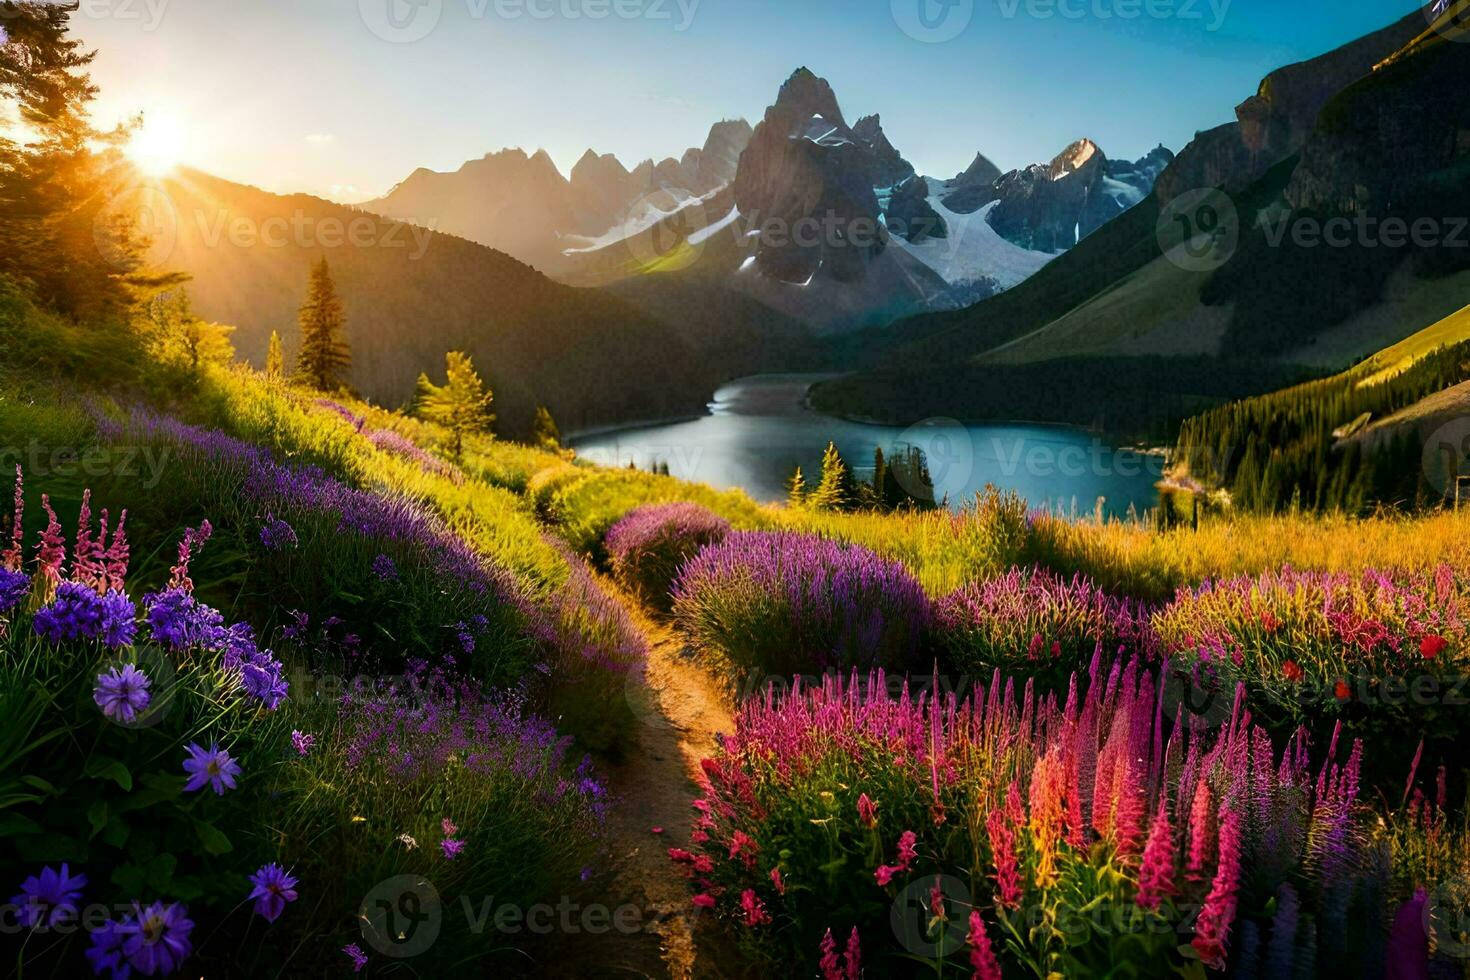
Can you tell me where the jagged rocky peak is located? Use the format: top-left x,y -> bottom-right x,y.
852,114 -> 915,188
771,67 -> 847,134
952,151 -> 1002,188
694,118 -> 754,189
570,149 -> 632,187
1048,138 -> 1106,180
886,175 -> 946,243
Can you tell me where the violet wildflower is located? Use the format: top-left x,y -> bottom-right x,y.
99,591 -> 138,648
120,901 -> 194,976
291,730 -> 315,757
33,581 -> 104,643
247,864 -> 298,923
9,864 -> 87,928
343,943 -> 369,972
259,515 -> 298,552
0,567 -> 28,614
86,918 -> 129,977
371,553 -> 398,582
94,664 -> 151,724
239,651 -> 288,710
144,588 -> 226,650
441,837 -> 465,860
182,742 -> 241,795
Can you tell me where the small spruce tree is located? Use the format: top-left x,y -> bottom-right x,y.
295,257 -> 351,391
808,441 -> 849,512
416,350 -> 495,461
265,330 -> 285,378
786,466 -> 807,507
531,406 -> 562,452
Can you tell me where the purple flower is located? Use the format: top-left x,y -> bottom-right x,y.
343,943 -> 369,972
371,553 -> 398,582
182,742 -> 241,795
247,863 -> 298,922
259,515 -> 298,552
605,502 -> 730,609
86,918 -> 130,977
143,588 -> 224,650
0,567 -> 28,614
33,581 -> 104,643
291,730 -> 315,757
239,651 -> 288,710
9,864 -> 86,929
99,591 -> 138,648
441,837 -> 466,860
119,901 -> 194,976
94,664 -> 151,724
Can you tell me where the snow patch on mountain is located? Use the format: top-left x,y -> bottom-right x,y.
887,182 -> 1060,292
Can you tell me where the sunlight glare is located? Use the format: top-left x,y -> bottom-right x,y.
126,110 -> 189,176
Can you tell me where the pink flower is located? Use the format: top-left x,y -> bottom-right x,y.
739,889 -> 771,927
1,466 -> 22,572
1136,801 -> 1177,910
692,854 -> 714,874
857,792 -> 878,829
874,864 -> 899,887
770,867 -> 786,895
1191,806 -> 1242,969
928,877 -> 947,924
651,826 -> 664,835
819,928 -> 841,980
843,927 -> 861,980
967,911 -> 1002,980
667,848 -> 694,864
728,830 -> 758,868
691,893 -> 716,909
896,830 -> 918,869
441,817 -> 458,836
690,830 -> 709,845
986,809 -> 1022,908
36,494 -> 65,590
1185,780 -> 1214,881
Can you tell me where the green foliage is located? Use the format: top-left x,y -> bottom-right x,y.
264,330 -> 285,378
295,257 -> 351,392
143,289 -> 235,378
416,350 -> 495,461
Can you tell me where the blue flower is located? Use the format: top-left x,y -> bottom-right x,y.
0,567 -> 29,614
94,664 -> 151,724
259,515 -> 298,552
99,591 -> 138,648
182,742 -> 240,795
10,864 -> 87,929
33,582 -> 104,643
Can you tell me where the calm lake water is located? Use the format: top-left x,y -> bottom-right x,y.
569,375 -> 1163,518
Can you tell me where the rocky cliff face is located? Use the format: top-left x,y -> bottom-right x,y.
732,68 -> 889,284
986,139 -> 1109,252
1154,12 -> 1425,204
1285,40 -> 1470,214
853,114 -> 916,189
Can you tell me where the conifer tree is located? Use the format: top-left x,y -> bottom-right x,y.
265,330 -> 285,378
808,441 -> 849,512
295,257 -> 350,391
531,406 -> 562,452
786,466 -> 806,507
416,350 -> 494,461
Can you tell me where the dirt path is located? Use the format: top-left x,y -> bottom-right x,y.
587,586 -> 740,979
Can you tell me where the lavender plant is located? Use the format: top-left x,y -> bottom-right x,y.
605,502 -> 731,611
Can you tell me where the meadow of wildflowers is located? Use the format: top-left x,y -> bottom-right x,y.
605,501 -> 732,610
935,567 -> 1157,684
673,658 -> 1422,977
1155,565 -> 1468,748
671,530 -> 932,680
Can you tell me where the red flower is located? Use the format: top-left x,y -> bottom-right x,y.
1050,640 -> 1062,658
1334,679 -> 1351,701
1421,635 -> 1447,660
1282,660 -> 1304,683
691,894 -> 716,909
769,867 -> 785,895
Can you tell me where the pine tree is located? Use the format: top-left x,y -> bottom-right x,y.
531,406 -> 562,452
416,350 -> 494,461
0,1 -> 174,317
295,257 -> 350,391
265,330 -> 285,378
808,441 -> 849,512
786,466 -> 806,507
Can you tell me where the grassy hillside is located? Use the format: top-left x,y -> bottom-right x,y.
147,169 -> 719,438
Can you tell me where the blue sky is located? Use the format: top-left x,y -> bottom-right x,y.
77,0 -> 1423,202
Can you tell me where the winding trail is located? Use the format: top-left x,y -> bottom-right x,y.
587,583 -> 741,979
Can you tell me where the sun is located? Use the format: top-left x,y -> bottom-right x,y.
126,110 -> 189,176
